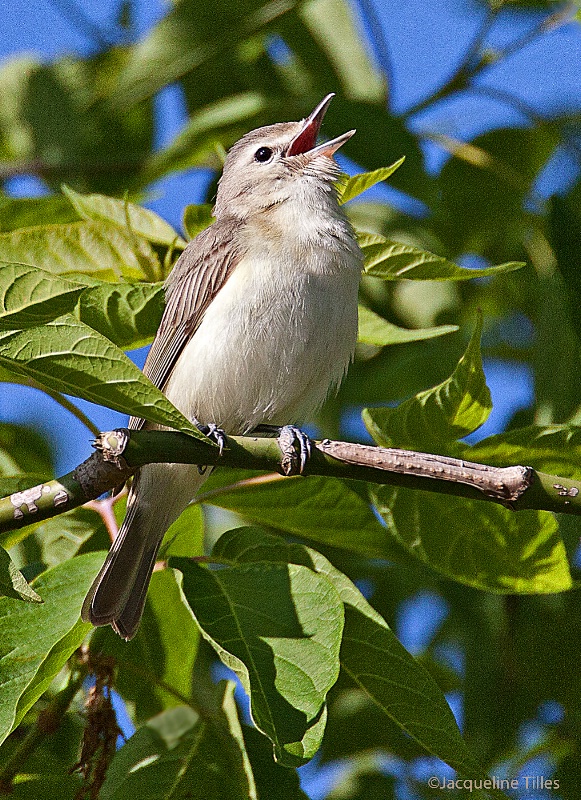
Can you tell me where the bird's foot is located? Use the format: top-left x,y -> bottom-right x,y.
276,425 -> 312,476
195,421 -> 227,474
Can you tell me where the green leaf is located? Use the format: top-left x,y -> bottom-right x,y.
0,422 -> 53,476
100,685 -> 257,800
0,552 -> 104,744
242,725 -> 309,800
182,204 -> 215,240
159,502 -> 205,560
466,424 -> 581,480
363,315 -> 491,450
142,92 -> 266,185
174,554 -> 344,766
0,545 -> 41,602
0,195 -> 79,232
309,550 -> 486,779
77,281 -> 164,349
299,0 -> 385,103
0,314 -> 201,435
369,485 -> 572,593
0,262 -> 85,330
213,527 -> 486,779
338,158 -> 405,204
0,221 -> 161,281
358,305 -> 458,346
4,506 -> 99,564
359,232 -> 524,281
91,569 -> 200,722
199,470 -> 406,562
62,186 -> 186,248
111,0 -> 284,107
437,126 -> 559,255
322,99 -> 436,206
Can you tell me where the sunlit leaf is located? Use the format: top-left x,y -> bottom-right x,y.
62,186 -> 186,248
369,485 -> 571,593
77,281 -> 164,349
0,262 -> 85,330
0,545 -> 41,602
0,221 -> 161,281
0,552 -> 104,744
175,554 -> 344,766
213,527 -> 487,779
358,304 -> 458,346
338,158 -> 405,204
0,314 -> 200,435
359,232 -> 524,281
363,315 -> 491,449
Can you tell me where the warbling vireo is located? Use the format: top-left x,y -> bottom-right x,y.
82,94 -> 363,639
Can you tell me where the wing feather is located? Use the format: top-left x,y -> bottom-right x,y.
129,219 -> 242,431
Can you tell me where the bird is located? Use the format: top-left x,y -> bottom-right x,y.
81,94 -> 363,640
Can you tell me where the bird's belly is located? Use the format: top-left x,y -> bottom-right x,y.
163,255 -> 359,433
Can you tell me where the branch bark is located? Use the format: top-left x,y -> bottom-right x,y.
1,428 -> 581,534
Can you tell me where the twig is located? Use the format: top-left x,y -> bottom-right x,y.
1,429 -> 581,535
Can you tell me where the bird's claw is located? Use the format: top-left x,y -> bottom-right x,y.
196,421 -> 226,474
278,425 -> 312,476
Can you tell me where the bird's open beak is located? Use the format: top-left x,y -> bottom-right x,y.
286,93 -> 355,158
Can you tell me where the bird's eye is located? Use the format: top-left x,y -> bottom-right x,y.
254,146 -> 273,163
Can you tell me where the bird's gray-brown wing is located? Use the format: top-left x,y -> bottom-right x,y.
129,218 -> 243,431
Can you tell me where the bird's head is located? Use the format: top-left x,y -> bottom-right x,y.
214,94 -> 354,220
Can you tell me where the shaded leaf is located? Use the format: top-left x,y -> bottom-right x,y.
142,93 -> 266,185
101,685 -> 256,800
242,725 -> 309,800
358,304 -> 458,346
0,195 -> 79,232
0,314 -> 200,435
91,569 -> 200,722
62,186 -> 186,248
360,232 -> 524,281
0,552 -> 104,744
0,422 -> 53,477
77,281 -> 164,349
322,99 -> 436,205
338,158 -> 405,204
182,204 -> 215,240
199,469 -> 406,562
174,555 -> 344,766
111,0 -> 293,107
0,545 -> 41,602
437,126 -> 559,255
0,262 -> 85,330
214,527 -> 486,779
299,0 -> 385,103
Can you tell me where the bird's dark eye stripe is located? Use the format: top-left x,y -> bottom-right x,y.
254,146 -> 273,162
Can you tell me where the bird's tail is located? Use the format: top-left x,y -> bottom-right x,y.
82,463 -> 205,640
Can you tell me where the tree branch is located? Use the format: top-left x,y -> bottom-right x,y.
2,429 -> 581,533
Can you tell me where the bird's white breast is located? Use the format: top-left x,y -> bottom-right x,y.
164,198 -> 362,434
